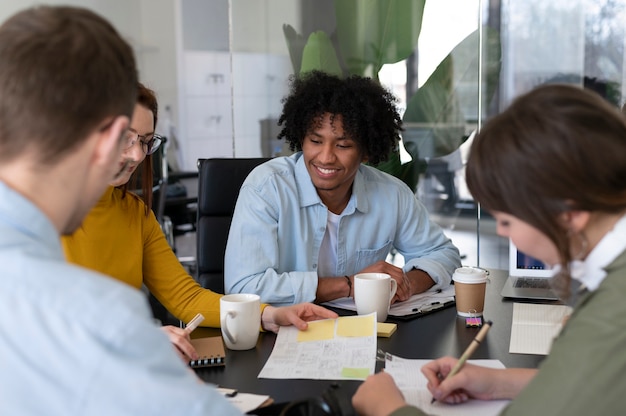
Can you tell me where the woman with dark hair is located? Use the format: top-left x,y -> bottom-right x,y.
352,84 -> 626,415
62,83 -> 336,361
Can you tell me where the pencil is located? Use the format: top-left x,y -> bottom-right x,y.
184,313 -> 205,334
430,320 -> 493,404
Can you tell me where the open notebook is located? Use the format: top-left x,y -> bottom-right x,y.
500,242 -> 558,301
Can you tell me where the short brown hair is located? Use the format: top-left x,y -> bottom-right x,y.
466,84 -> 626,293
0,6 -> 137,164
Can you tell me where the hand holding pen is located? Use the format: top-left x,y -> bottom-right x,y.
426,321 -> 493,404
160,313 -> 205,363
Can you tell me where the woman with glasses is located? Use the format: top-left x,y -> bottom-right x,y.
62,83 -> 336,362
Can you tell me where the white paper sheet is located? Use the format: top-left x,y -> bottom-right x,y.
216,388 -> 271,413
509,303 -> 573,355
384,354 -> 510,416
258,314 -> 377,380
324,285 -> 456,317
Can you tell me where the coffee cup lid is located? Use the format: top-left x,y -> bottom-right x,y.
452,266 -> 489,284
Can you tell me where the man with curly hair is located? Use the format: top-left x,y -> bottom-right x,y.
225,71 -> 460,306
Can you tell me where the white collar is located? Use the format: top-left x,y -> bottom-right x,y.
568,213 -> 626,292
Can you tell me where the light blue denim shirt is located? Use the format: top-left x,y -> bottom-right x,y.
0,181 -> 240,415
225,152 -> 461,306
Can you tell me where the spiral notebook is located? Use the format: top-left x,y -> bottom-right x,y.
189,336 -> 226,368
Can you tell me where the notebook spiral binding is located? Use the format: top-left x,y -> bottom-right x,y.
190,355 -> 225,368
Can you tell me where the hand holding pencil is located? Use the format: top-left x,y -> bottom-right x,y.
160,313 -> 205,363
426,320 -> 493,404
354,320 -> 499,415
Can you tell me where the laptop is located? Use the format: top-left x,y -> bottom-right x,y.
500,241 -> 559,300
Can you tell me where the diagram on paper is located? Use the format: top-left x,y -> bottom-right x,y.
258,313 -> 377,380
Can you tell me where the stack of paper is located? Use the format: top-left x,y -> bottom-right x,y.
324,285 -> 456,317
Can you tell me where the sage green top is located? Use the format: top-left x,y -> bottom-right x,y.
391,249 -> 626,416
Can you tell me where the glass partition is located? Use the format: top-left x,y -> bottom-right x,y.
224,0 -> 626,270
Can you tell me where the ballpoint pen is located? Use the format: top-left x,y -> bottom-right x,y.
184,313 -> 205,334
431,320 -> 493,404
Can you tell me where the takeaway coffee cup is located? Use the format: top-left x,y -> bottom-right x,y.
452,267 -> 489,317
220,293 -> 261,350
354,273 -> 398,322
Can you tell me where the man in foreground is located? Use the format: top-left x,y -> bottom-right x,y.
0,6 -> 237,414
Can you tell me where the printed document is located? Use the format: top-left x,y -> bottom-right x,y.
384,354 -> 510,415
258,313 -> 377,380
324,285 -> 455,317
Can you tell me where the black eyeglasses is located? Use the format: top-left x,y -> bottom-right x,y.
123,130 -> 163,155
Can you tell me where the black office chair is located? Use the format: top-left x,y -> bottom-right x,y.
196,158 -> 270,293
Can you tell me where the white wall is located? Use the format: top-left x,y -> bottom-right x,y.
0,1 -> 299,170
0,0 -> 178,140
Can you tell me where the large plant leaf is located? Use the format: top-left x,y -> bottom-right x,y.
403,26 -> 502,158
335,0 -> 425,77
453,26 -> 502,114
283,1 -> 425,78
283,24 -> 306,74
299,31 -> 343,76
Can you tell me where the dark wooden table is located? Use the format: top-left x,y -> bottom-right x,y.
192,269 -> 546,411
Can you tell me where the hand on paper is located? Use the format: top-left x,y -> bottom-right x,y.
421,357 -> 536,403
160,325 -> 198,362
352,371 -> 407,416
260,303 -> 338,333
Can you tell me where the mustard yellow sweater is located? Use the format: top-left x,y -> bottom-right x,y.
61,187 -> 223,327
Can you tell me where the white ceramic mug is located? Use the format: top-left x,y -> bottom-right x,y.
220,293 -> 261,350
354,273 -> 398,322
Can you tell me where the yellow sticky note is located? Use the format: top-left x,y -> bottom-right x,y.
336,314 -> 375,337
341,367 -> 370,379
297,319 -> 335,342
377,322 -> 397,337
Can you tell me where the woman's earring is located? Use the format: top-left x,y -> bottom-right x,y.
568,229 -> 589,260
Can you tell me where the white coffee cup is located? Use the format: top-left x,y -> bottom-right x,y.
452,267 -> 489,317
220,293 -> 261,350
354,273 -> 398,322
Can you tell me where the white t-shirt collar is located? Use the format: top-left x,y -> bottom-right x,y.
567,213 -> 626,292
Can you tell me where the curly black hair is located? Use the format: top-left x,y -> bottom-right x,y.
277,71 -> 403,166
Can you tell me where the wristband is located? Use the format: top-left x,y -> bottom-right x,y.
344,275 -> 352,298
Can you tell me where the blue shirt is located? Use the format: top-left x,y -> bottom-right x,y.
225,153 -> 461,305
0,182 -> 240,415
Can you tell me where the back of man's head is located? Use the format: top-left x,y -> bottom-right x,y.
0,6 -> 138,165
